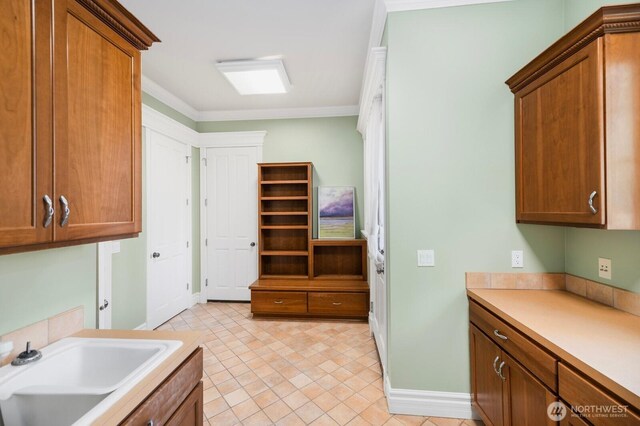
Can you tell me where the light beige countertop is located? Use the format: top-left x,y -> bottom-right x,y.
72,328 -> 201,425
467,289 -> 640,409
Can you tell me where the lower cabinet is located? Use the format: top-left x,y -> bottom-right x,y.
121,347 -> 203,426
470,325 -> 555,426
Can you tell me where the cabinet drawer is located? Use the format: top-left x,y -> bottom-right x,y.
121,347 -> 203,425
308,292 -> 368,316
252,291 -> 307,313
469,301 -> 557,391
559,364 -> 640,426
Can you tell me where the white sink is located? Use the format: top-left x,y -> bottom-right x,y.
0,337 -> 182,426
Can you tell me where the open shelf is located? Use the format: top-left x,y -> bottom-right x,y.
261,250 -> 309,256
260,180 -> 309,185
261,225 -> 309,230
311,240 -> 367,281
261,199 -> 308,213
261,183 -> 308,198
260,164 -> 310,181
261,255 -> 309,277
261,212 -> 308,216
261,229 -> 308,252
260,196 -> 308,201
261,214 -> 308,227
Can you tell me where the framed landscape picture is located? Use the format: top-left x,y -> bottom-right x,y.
318,186 -> 355,239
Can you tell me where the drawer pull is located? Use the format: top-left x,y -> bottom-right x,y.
493,356 -> 500,375
147,421 -> 154,426
332,302 -> 342,306
274,300 -> 284,304
498,361 -> 506,381
493,329 -> 508,340
588,190 -> 598,215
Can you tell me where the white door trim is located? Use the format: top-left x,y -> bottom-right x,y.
143,107 -> 194,328
200,132 -> 265,303
96,241 -> 119,329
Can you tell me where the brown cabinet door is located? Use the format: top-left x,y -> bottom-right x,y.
502,352 -> 557,426
470,325 -> 505,426
166,381 -> 204,426
53,0 -> 142,241
515,39 -> 605,226
0,0 -> 53,248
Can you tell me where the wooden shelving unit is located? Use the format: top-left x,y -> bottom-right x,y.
258,163 -> 313,279
251,162 -> 369,319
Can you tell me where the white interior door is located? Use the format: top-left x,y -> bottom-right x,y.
372,262 -> 387,370
147,129 -> 190,329
203,146 -> 258,301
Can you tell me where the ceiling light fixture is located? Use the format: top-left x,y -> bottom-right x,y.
216,59 -> 291,95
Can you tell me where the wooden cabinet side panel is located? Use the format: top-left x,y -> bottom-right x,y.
0,0 -> 53,247
54,0 -> 141,241
121,347 -> 203,426
515,39 -> 605,226
604,32 -> 640,230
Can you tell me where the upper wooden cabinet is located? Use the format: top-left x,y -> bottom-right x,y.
507,4 -> 640,229
0,0 -> 158,253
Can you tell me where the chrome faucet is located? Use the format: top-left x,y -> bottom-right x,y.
11,341 -> 42,366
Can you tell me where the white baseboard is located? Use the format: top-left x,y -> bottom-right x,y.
191,292 -> 201,307
134,323 -> 147,331
385,376 -> 478,419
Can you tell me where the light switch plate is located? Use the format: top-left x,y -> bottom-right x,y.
417,250 -> 435,267
598,257 -> 611,280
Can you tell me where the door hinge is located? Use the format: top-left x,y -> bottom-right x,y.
205,238 -> 208,246
202,158 -> 207,167
186,241 -> 189,248
204,198 -> 208,207
205,278 -> 208,287
186,198 -> 189,206
370,301 -> 373,313
187,282 -> 190,290
186,155 -> 191,163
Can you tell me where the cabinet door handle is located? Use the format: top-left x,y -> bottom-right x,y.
493,356 -> 500,375
493,329 -> 508,340
274,300 -> 284,304
43,195 -> 54,228
498,361 -> 506,381
59,195 -> 70,227
588,191 -> 598,215
332,302 -> 343,306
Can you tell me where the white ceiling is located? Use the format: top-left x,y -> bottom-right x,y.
119,0 -> 375,120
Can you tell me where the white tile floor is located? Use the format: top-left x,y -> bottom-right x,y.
158,302 -> 482,426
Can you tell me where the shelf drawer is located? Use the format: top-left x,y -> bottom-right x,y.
469,301 -> 557,391
252,291 -> 307,313
308,292 -> 368,316
559,364 -> 640,426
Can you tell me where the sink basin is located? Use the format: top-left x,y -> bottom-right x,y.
0,337 -> 182,426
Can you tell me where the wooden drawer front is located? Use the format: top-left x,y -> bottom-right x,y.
559,364 -> 640,426
252,291 -> 307,313
469,301 -> 557,391
308,292 -> 368,316
121,347 -> 203,426
167,381 -> 204,426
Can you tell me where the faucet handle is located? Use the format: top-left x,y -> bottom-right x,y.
11,340 -> 42,366
26,341 -> 31,353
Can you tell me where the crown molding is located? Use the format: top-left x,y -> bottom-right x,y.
384,0 -> 512,12
197,105 -> 358,122
142,76 -> 200,121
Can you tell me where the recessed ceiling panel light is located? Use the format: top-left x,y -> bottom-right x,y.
216,59 -> 291,95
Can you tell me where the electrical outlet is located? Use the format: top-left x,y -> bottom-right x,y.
598,258 -> 612,280
417,250 -> 435,267
511,250 -> 524,268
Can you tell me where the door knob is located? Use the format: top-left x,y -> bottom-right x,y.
99,299 -> 109,311
152,252 -> 160,258
250,242 -> 256,247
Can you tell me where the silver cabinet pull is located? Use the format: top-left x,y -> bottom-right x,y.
43,195 -> 54,228
332,302 -> 342,306
494,330 -> 508,340
59,195 -> 70,227
493,356 -> 500,375
99,299 -> 109,311
588,191 -> 598,215
498,361 -> 506,381
147,421 -> 154,426
274,300 -> 284,304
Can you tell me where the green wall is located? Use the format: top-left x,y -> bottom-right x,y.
198,117 -> 365,236
142,92 -> 197,130
0,245 -> 96,336
561,0 -> 640,292
385,0 -> 566,392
